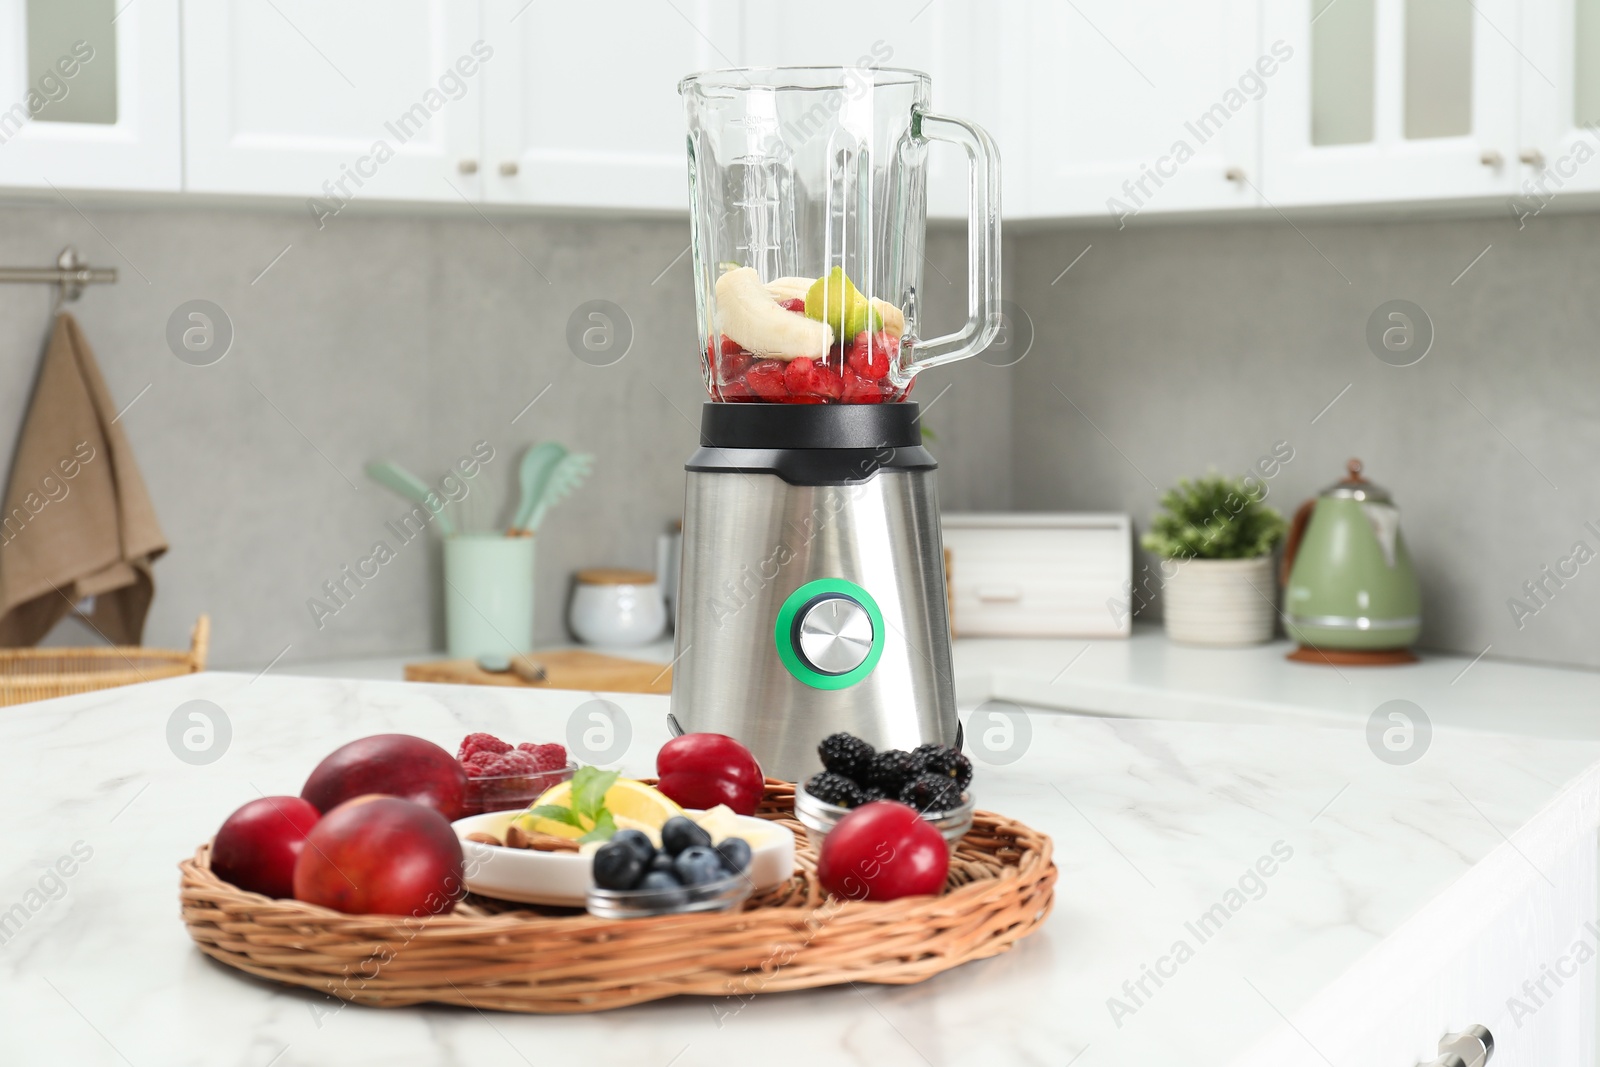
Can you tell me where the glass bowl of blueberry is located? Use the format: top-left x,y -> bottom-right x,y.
586,817 -> 755,918
795,733 -> 974,854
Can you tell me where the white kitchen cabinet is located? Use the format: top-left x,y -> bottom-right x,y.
1242,794 -> 1599,1067
1259,0 -> 1521,206
183,1 -> 484,206
480,0 -> 741,211
1015,0 -> 1264,222
0,0 -> 181,191
742,0 -> 1013,219
1517,0 -> 1600,209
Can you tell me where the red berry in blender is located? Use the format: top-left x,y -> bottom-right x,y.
841,367 -> 887,404
846,331 -> 897,381
784,357 -> 843,400
778,297 -> 807,313
744,359 -> 789,400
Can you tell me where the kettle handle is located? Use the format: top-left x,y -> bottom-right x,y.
1280,498 -> 1316,587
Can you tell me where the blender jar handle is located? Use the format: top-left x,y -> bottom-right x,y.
904,109 -> 1002,378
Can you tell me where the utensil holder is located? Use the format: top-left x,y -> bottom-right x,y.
444,535 -> 535,658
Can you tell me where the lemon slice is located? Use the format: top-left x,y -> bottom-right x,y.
520,778 -> 683,838
602,779 -> 684,825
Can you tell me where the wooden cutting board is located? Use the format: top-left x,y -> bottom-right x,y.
404,649 -> 672,695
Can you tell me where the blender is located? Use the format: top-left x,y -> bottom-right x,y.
670,66 -> 1001,780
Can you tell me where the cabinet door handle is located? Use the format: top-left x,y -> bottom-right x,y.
1224,166 -> 1246,183
1479,149 -> 1503,168
1418,1024 -> 1492,1067
1519,148 -> 1546,169
458,159 -> 479,175
499,161 -> 520,177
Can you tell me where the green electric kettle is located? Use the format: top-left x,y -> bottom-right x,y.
1282,459 -> 1421,661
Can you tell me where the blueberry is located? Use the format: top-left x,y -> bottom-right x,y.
661,816 -> 712,856
674,845 -> 728,886
591,841 -> 647,890
715,837 -> 752,874
640,870 -> 684,895
609,828 -> 655,862
649,851 -> 676,874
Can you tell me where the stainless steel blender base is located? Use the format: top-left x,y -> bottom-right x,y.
670,465 -> 957,781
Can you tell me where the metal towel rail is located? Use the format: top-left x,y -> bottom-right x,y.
0,246 -> 116,306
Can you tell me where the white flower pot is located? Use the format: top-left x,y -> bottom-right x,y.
1160,556 -> 1277,647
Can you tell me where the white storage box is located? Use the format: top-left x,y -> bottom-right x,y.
941,513 -> 1132,637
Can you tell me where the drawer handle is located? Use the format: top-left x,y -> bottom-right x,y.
976,585 -> 1023,603
1419,1025 -> 1492,1067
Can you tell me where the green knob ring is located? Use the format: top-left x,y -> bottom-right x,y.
774,578 -> 885,690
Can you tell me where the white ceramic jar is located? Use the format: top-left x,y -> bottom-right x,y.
568,569 -> 667,647
1161,555 -> 1277,646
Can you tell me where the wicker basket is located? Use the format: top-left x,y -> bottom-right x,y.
0,614 -> 209,706
179,781 -> 1056,1013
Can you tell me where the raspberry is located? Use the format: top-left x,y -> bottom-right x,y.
470,753 -> 523,777
744,359 -> 789,400
847,331 -> 897,381
778,297 -> 807,313
784,357 -> 843,401
517,742 -> 568,772
719,335 -> 745,356
458,732 -> 511,762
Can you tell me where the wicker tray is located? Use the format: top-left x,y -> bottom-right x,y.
0,614 -> 208,706
179,782 -> 1055,1013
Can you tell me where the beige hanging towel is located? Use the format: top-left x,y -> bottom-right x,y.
0,312 -> 166,646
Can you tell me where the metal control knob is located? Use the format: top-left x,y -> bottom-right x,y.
795,595 -> 875,675
1419,1025 -> 1493,1067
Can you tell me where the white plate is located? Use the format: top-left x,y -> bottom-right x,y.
452,809 -> 795,907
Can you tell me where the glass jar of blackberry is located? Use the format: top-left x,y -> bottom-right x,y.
796,732 -> 974,854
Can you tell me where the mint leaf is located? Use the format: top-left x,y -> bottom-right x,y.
526,804 -> 584,827
570,767 -> 619,822
578,809 -> 617,844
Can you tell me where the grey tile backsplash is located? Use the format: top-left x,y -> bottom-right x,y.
3,198 -> 1592,671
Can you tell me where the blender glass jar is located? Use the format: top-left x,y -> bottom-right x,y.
680,66 -> 1000,404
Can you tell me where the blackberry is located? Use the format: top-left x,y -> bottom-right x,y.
949,752 -> 973,790
912,743 -> 960,779
860,787 -> 887,804
866,749 -> 919,794
818,732 -> 875,780
899,773 -> 963,813
805,771 -> 865,808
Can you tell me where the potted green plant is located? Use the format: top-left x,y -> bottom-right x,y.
1141,473 -> 1287,646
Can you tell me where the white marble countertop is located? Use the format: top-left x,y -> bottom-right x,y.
5,670 -> 1600,1067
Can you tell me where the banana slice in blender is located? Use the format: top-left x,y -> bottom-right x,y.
716,268 -> 833,360
765,275 -> 905,340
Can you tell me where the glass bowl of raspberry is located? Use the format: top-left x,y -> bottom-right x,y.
457,733 -> 577,817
